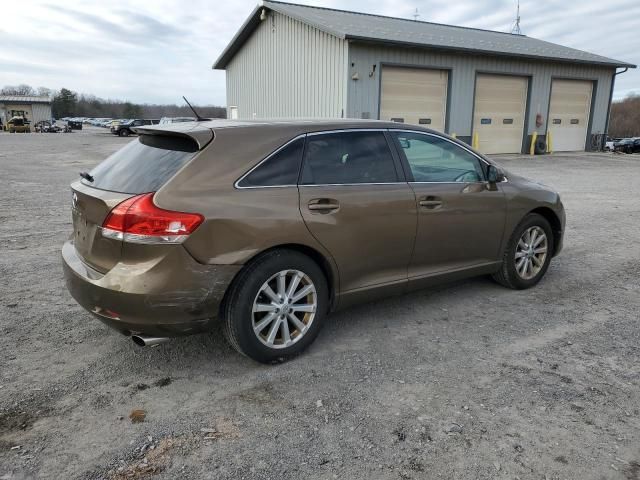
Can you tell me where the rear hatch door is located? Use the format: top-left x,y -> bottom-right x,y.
69,133 -> 206,273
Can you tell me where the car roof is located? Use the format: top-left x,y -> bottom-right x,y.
134,118 -> 436,150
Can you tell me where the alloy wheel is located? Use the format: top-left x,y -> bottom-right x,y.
514,226 -> 548,280
252,269 -> 317,349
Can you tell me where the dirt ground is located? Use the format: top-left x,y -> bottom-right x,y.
1,126 -> 639,480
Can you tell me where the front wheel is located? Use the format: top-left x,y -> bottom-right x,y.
492,213 -> 554,290
221,249 -> 329,363
119,129 -> 130,137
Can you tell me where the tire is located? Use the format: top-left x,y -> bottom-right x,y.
492,213 -> 554,290
119,129 -> 130,137
534,138 -> 547,155
221,249 -> 329,363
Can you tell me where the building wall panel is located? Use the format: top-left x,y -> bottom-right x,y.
226,12 -> 348,119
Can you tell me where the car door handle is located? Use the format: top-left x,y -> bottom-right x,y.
419,197 -> 443,209
308,199 -> 340,213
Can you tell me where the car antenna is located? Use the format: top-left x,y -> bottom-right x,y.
183,96 -> 208,122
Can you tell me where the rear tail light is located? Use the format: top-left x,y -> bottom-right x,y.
101,193 -> 203,244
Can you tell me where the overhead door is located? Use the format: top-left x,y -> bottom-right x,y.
380,66 -> 448,131
548,80 -> 592,152
473,74 -> 528,154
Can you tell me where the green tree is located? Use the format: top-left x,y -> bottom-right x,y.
51,88 -> 78,118
122,102 -> 142,118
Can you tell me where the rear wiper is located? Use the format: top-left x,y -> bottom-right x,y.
79,171 -> 94,183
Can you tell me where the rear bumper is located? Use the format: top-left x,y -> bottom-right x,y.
62,240 -> 242,337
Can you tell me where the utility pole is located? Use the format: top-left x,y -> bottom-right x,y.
412,8 -> 420,21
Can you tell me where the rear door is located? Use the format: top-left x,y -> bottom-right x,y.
70,135 -> 199,273
389,130 -> 506,278
298,130 -> 416,292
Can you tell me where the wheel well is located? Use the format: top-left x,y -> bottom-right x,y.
529,207 -> 561,255
224,244 -> 337,311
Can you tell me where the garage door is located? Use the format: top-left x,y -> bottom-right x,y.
548,80 -> 592,152
473,74 -> 528,154
380,66 -> 448,131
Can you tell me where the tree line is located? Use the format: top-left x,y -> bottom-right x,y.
609,94 -> 640,138
3,83 -> 638,136
1,84 -> 226,120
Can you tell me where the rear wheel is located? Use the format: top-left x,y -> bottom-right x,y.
119,129 -> 130,137
492,213 -> 554,289
221,249 -> 329,363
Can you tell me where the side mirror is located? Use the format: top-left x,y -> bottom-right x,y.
398,138 -> 411,149
487,164 -> 504,183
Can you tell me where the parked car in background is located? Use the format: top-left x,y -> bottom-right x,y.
6,116 -> 31,133
159,116 -> 196,124
35,120 -> 62,133
67,119 -> 83,130
62,120 -> 565,363
605,138 -> 620,151
614,138 -> 635,153
111,119 -> 158,137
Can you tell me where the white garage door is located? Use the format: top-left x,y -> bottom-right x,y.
548,80 -> 593,152
380,66 -> 448,132
473,74 -> 528,154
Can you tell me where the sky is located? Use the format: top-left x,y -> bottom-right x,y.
2,0 -> 638,106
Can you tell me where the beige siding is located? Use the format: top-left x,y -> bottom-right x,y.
380,66 -> 448,131
226,12 -> 348,119
473,74 -> 528,154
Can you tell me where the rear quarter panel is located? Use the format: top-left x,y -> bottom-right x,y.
153,126 -> 340,288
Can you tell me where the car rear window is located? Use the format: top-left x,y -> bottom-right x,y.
82,135 -> 198,194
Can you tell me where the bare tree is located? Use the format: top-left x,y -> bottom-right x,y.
1,84 -> 37,96
609,94 -> 640,138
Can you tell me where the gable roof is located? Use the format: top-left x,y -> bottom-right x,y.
0,95 -> 51,104
213,1 -> 635,70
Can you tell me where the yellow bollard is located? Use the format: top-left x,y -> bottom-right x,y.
530,132 -> 538,156
451,133 -> 457,139
546,130 -> 553,153
472,132 -> 479,150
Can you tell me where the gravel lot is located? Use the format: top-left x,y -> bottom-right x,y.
1,126 -> 639,480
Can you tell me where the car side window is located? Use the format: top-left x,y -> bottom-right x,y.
237,137 -> 304,187
301,131 -> 398,185
392,132 -> 485,183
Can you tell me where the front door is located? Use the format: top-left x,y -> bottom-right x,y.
389,131 -> 507,279
298,130 -> 417,292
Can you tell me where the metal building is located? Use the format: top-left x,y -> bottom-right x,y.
213,1 -> 635,153
0,95 -> 52,127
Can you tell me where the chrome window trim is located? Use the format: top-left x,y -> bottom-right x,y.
300,182 -> 407,187
234,134 -> 306,189
234,128 -> 507,190
306,128 -> 388,136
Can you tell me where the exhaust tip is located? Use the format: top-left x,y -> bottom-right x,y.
131,335 -> 146,347
131,335 -> 170,347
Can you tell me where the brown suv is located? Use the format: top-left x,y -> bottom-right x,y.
62,120 -> 565,362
